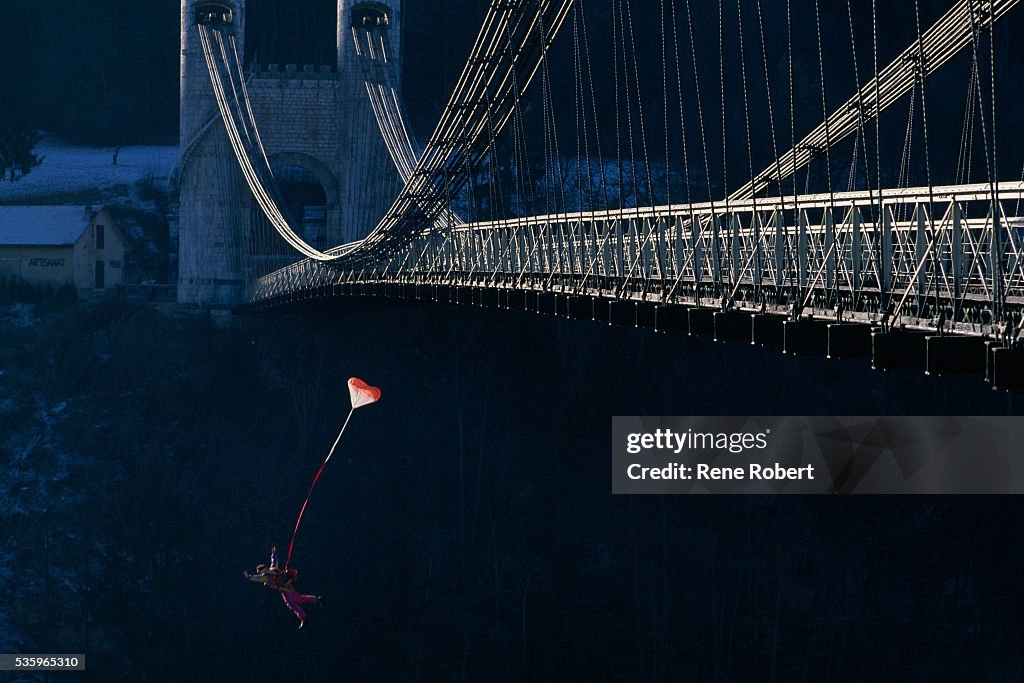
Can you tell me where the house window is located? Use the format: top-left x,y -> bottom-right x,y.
95,260 -> 105,289
95,225 -> 105,249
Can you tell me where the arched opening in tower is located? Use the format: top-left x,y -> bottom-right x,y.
351,3 -> 391,30
195,2 -> 234,26
274,165 -> 329,250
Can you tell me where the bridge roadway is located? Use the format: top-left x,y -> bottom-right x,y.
240,181 -> 1024,389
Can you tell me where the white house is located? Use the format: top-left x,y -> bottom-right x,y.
0,205 -> 127,292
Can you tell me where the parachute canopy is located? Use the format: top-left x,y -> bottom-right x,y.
348,377 -> 382,410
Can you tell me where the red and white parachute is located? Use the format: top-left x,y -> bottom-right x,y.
348,377 -> 382,410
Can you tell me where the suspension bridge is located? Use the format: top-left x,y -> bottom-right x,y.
176,0 -> 1024,388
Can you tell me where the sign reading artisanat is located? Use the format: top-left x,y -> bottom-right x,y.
27,257 -> 66,267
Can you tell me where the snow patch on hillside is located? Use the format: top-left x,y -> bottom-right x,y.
0,134 -> 179,203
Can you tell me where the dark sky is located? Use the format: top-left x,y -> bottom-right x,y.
1,1 -> 1023,190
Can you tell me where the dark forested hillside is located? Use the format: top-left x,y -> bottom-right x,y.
1,299 -> 1021,679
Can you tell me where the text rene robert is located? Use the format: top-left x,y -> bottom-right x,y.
623,428 -> 815,481
627,462 -> 815,481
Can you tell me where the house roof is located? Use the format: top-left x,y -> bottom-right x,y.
0,206 -> 94,246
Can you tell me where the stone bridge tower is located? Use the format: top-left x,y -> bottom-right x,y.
173,0 -> 403,306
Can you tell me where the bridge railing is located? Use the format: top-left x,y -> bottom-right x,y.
247,181 -> 1024,333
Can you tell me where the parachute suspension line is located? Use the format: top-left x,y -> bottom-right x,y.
284,408 -> 354,571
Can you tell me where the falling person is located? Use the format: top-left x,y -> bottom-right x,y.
244,546 -> 324,629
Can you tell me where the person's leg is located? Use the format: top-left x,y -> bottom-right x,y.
281,591 -> 307,625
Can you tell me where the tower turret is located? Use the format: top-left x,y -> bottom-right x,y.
338,1 -> 401,74
180,1 -> 245,152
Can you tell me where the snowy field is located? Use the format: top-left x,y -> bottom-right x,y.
0,135 -> 179,203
